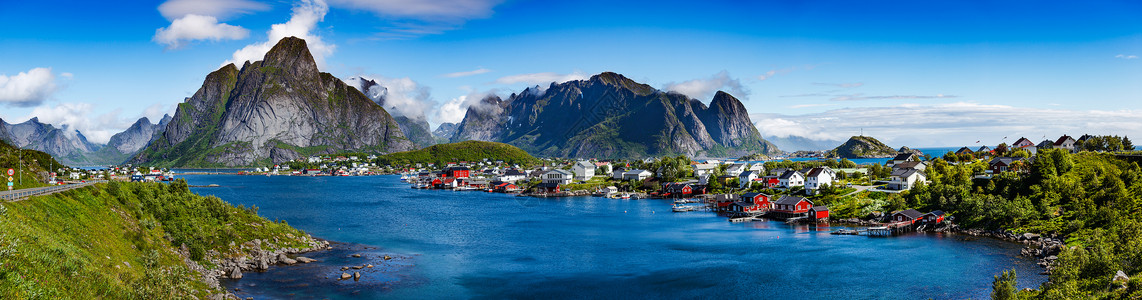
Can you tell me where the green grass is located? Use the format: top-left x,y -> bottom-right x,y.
0,180 -> 314,299
375,140 -> 537,166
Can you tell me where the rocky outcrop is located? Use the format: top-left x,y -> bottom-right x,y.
449,72 -> 779,158
432,122 -> 459,141
827,136 -> 896,159
132,37 -> 414,167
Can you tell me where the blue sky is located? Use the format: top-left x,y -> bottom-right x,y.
1,0 -> 1140,147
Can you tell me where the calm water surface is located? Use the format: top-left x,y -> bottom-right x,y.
186,174 -> 1045,299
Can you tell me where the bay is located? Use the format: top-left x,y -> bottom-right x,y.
186,174 -> 1046,299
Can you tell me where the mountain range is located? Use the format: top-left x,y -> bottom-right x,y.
4,37 -> 780,166
0,116 -> 169,166
445,72 -> 779,158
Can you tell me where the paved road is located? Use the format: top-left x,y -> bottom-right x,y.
842,185 -> 877,197
0,180 -> 107,202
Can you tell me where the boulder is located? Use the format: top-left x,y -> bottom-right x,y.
340,272 -> 351,280
351,254 -> 362,258
1022,233 -> 1040,240
353,272 -> 360,281
352,265 -> 364,269
228,266 -> 243,279
1112,270 -> 1129,290
295,257 -> 316,263
277,253 -> 297,265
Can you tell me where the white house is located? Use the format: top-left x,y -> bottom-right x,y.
693,163 -> 718,177
804,167 -> 836,194
1054,135 -> 1077,153
778,170 -> 804,188
726,163 -> 747,177
738,171 -> 759,189
543,169 -> 573,185
497,169 -> 527,182
889,153 -> 919,166
888,169 -> 926,190
748,163 -> 765,174
572,161 -> 596,181
622,169 -> 653,181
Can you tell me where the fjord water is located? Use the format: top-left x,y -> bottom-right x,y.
187,175 -> 1045,299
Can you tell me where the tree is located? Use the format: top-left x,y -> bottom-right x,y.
990,269 -> 1017,300
1123,136 -> 1134,151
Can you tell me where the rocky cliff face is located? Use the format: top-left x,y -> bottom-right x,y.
432,122 -> 459,141
827,136 -> 896,158
132,37 -> 413,167
0,117 -> 102,164
346,77 -> 436,148
449,72 -> 779,158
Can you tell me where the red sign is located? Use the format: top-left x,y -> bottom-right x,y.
6,169 -> 12,176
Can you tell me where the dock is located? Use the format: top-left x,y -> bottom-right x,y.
830,221 -> 917,237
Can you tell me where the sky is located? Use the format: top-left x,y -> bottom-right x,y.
1,0 -> 1140,148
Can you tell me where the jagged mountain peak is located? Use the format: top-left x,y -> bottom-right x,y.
261,36 -> 319,80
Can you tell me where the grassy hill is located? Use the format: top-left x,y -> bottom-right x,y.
0,180 -> 319,298
827,136 -> 896,159
0,139 -> 67,190
374,140 -> 537,166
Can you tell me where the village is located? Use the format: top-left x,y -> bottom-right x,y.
385,134 -> 1104,236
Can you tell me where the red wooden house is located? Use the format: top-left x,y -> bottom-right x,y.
663,183 -> 693,198
493,182 -> 520,193
921,210 -> 946,224
710,194 -> 737,212
772,195 -> 813,214
731,193 -> 772,213
445,166 -> 471,178
809,206 -> 829,220
891,209 -> 925,224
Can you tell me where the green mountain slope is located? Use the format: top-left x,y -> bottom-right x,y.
375,140 -> 536,166
827,136 -> 896,158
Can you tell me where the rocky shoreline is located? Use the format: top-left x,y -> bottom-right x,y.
179,233 -> 331,300
830,217 -> 1064,275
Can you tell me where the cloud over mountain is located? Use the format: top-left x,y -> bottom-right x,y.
226,0 -> 334,68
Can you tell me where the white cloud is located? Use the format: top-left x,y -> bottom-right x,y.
434,89 -> 499,124
345,75 -> 436,121
153,14 -> 250,50
495,71 -> 587,85
441,68 -> 491,78
158,0 -> 271,20
752,102 -> 1142,147
0,67 -> 60,107
663,70 -> 748,101
226,0 -> 334,69
1115,54 -> 1138,60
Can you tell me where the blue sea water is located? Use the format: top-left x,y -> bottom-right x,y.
186,174 -> 1046,299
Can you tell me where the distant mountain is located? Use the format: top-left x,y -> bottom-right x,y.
450,72 -> 779,158
827,136 -> 896,159
346,77 -> 436,148
0,117 -> 102,165
433,122 -> 459,140
131,37 -> 413,167
84,115 -> 170,165
765,135 -> 843,152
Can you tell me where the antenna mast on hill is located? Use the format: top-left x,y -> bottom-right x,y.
860,128 -> 863,137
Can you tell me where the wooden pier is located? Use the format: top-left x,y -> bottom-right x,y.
831,221 -> 917,237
